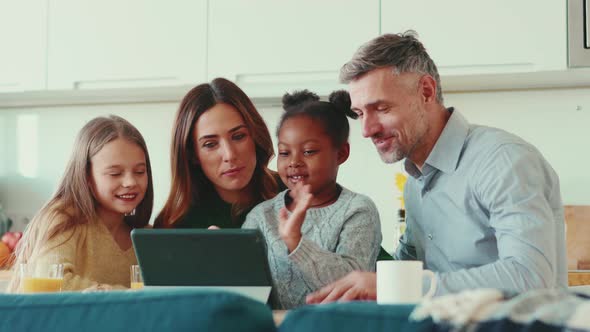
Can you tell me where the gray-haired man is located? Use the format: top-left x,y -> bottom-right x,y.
307,31 -> 566,303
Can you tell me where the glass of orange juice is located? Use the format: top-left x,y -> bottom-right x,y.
19,262 -> 64,293
130,265 -> 143,289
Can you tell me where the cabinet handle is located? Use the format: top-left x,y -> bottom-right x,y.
235,71 -> 339,85
0,82 -> 22,92
73,77 -> 178,90
585,0 -> 590,48
233,71 -> 344,99
438,63 -> 535,75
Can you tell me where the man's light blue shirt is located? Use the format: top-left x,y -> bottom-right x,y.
395,108 -> 567,295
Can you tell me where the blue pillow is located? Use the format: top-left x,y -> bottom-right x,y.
279,301 -> 433,332
0,289 -> 276,332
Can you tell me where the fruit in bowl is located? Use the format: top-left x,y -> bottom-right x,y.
0,232 -> 22,268
2,231 -> 22,251
0,242 -> 12,268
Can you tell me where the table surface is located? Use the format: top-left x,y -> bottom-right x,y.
568,271 -> 590,286
0,269 -> 12,292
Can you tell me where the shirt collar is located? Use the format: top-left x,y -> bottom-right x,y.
404,107 -> 469,177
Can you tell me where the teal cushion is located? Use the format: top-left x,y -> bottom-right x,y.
0,289 -> 276,332
279,301 -> 432,332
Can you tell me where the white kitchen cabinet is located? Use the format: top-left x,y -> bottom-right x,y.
381,1 -> 567,76
0,0 -> 47,93
47,0 -> 207,90
208,0 -> 379,96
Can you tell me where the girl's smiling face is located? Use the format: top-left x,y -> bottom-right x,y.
89,138 -> 148,220
277,116 -> 348,206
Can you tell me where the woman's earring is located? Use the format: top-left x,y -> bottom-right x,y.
124,209 -> 136,217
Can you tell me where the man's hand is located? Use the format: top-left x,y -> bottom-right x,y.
278,183 -> 313,252
306,271 -> 377,304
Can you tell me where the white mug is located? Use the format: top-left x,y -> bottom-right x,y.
376,260 -> 436,304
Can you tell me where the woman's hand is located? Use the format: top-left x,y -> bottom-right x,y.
278,183 -> 313,252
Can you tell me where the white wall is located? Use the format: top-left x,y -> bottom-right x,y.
0,103 -> 177,230
1,86 -> 589,252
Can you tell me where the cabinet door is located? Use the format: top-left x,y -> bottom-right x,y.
208,0 -> 379,95
47,0 -> 207,90
381,1 -> 567,75
0,0 -> 47,93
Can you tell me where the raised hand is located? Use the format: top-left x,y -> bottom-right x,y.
278,183 -> 313,252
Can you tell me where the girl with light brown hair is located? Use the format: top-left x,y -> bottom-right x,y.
155,77 -> 282,229
7,115 -> 153,292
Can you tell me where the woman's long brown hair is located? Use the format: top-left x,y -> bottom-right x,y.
154,78 -> 278,228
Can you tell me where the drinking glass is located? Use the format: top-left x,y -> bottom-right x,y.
130,265 -> 144,289
19,262 -> 64,293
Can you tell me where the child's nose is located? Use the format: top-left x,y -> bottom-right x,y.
289,155 -> 303,168
122,173 -> 137,187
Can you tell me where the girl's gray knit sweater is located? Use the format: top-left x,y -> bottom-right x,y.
242,186 -> 382,309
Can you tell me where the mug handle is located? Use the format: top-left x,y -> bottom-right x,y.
422,270 -> 437,298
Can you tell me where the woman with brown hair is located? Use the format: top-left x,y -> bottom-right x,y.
155,78 -> 282,229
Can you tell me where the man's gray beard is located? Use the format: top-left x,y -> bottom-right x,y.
378,149 -> 404,164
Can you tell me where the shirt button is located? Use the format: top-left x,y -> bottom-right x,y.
428,234 -> 433,240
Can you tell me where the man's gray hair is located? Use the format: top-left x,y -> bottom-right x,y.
340,30 -> 443,103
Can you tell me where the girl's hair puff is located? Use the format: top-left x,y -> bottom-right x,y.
278,89 -> 357,147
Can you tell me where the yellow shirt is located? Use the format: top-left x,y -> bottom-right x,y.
29,217 -> 136,291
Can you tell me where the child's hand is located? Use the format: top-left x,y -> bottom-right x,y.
278,183 -> 313,252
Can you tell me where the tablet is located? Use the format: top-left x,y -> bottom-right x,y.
131,228 -> 272,303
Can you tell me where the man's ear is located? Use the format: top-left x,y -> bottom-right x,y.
337,142 -> 350,165
418,75 -> 437,103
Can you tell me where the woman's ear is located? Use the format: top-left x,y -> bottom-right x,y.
337,142 -> 350,165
